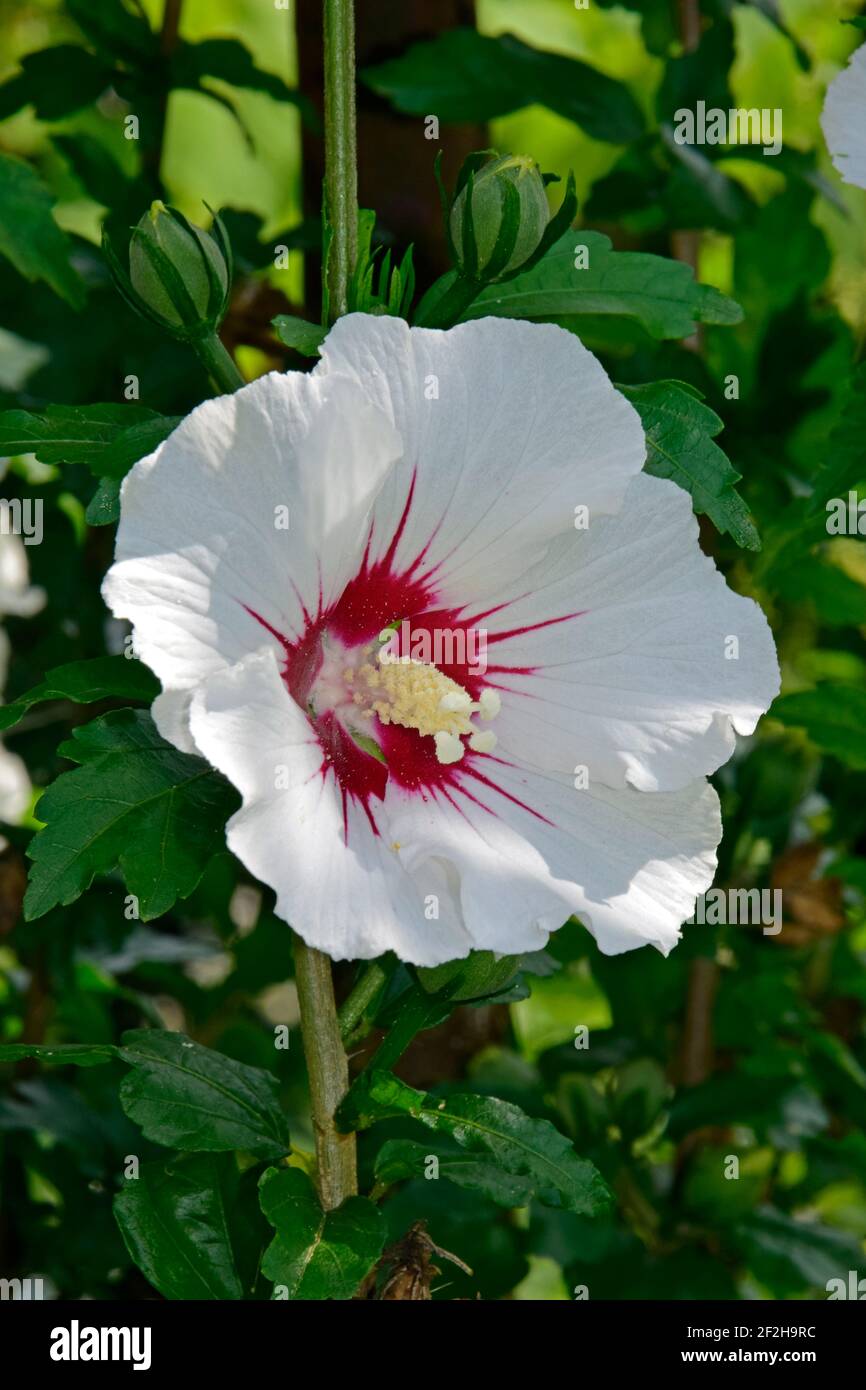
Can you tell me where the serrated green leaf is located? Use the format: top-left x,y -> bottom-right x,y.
117,1029 -> 290,1159
24,709 -> 239,920
621,379 -> 760,549
0,656 -> 158,733
341,1071 -> 612,1217
114,1152 -> 244,1300
463,231 -> 742,340
0,154 -> 87,308
362,29 -> 644,144
772,685 -> 866,769
0,403 -> 179,479
272,315 -> 326,356
259,1166 -> 385,1300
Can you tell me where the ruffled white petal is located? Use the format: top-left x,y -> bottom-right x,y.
822,42 -> 866,190
103,370 -> 401,748
317,314 -> 646,597
189,649 -> 719,963
388,760 -> 721,958
477,473 -> 779,791
189,649 -> 471,964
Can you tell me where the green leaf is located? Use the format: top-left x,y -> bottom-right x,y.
362,30 -> 644,144
734,1206 -> 865,1294
114,1153 -> 244,1300
24,710 -> 239,921
341,1071 -> 612,1217
0,154 -> 87,308
374,1138 -> 539,1207
463,231 -> 743,340
0,403 -> 179,479
172,39 -> 310,118
416,951 -> 521,1002
621,380 -> 760,549
272,315 -> 325,356
0,656 -> 158,733
0,46 -> 114,122
0,1029 -> 290,1160
86,477 -> 121,527
807,362 -> 866,511
0,1042 -> 116,1067
259,1166 -> 385,1300
117,1030 -> 290,1159
772,685 -> 866,769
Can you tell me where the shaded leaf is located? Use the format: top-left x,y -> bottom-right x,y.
118,1029 -> 290,1159
114,1152 -> 243,1300
363,30 -> 644,144
0,154 -> 86,308
374,1138 -> 536,1208
341,1071 -> 612,1217
259,1166 -> 385,1299
772,686 -> 866,770
0,656 -> 158,733
0,46 -> 114,122
0,1042 -> 116,1067
25,710 -> 239,920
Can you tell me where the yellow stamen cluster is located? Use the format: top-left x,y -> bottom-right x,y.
351,650 -> 500,765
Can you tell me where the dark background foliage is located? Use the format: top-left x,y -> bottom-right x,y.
0,0 -> 865,1301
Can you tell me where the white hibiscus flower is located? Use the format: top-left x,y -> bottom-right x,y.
822,40 -> 866,189
103,315 -> 778,965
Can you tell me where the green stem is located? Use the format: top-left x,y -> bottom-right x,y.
293,936 -> 357,1209
338,958 -> 393,1042
195,331 -> 245,394
290,0 -> 360,1211
323,0 -> 357,322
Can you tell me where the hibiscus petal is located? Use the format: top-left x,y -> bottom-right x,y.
316,314 -> 645,597
189,649 -> 472,965
102,370 -> 401,748
388,758 -> 721,958
822,42 -> 866,191
475,473 -> 779,791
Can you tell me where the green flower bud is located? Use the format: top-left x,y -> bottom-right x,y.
449,154 -> 550,281
106,201 -> 232,341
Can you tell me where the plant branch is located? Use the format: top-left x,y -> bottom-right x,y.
323,0 -> 357,321
293,935 -> 357,1209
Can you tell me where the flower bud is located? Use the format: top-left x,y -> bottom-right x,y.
449,154 -> 550,281
105,201 -> 232,341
